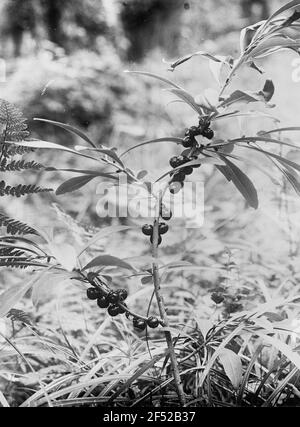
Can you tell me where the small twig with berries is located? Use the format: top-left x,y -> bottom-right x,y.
83,272 -> 162,330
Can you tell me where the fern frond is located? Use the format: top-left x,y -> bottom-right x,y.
0,159 -> 44,172
0,213 -> 39,235
0,99 -> 29,142
0,181 -> 52,197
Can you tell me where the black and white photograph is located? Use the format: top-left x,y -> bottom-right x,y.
0,0 -> 300,411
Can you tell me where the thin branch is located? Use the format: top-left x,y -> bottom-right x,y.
151,190 -> 186,407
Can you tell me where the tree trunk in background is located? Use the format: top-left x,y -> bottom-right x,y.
121,0 -> 184,62
43,0 -> 64,47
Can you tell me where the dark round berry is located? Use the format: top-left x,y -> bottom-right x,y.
142,224 -> 153,236
175,155 -> 189,166
108,304 -> 120,316
133,318 -> 147,330
87,287 -> 100,300
169,156 -> 179,168
172,170 -> 186,182
169,181 -> 184,194
97,295 -> 109,308
147,316 -> 159,328
107,291 -> 120,304
182,136 -> 194,148
161,208 -> 172,221
203,128 -> 214,140
211,292 -> 224,304
183,166 -> 193,175
189,126 -> 201,136
159,222 -> 169,235
118,303 -> 127,314
150,235 -> 162,245
118,288 -> 128,301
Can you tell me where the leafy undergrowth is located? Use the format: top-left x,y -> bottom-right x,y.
1,199 -> 300,407
1,1 -> 300,408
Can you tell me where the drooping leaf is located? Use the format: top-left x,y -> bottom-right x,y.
259,79 -> 275,102
249,61 -> 265,74
164,50 -> 222,71
219,80 -> 275,108
83,255 -> 135,271
245,145 -> 300,173
124,70 -> 182,89
216,156 -> 259,209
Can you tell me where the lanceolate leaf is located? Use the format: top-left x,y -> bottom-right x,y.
216,155 -> 259,209
34,118 -> 96,148
120,137 -> 182,158
9,139 -> 99,163
124,70 -> 182,89
253,0 -> 300,41
279,164 -> 300,195
83,255 -> 135,271
244,145 -> 300,173
56,175 -> 97,195
259,126 -> 300,135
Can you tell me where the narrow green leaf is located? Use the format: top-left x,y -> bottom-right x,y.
164,51 -> 222,71
254,1 -> 300,40
217,155 -> 259,209
83,255 -> 135,271
120,137 -> 182,158
34,118 -> 96,148
124,70 -> 182,89
245,145 -> 300,173
56,175 -> 96,195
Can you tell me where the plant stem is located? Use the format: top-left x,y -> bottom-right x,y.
151,194 -> 186,407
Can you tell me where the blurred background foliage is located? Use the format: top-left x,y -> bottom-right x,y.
1,0 -> 300,406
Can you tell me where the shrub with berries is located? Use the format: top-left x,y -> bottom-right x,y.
2,2 -> 300,408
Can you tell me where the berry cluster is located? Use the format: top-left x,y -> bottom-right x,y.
168,119 -> 214,194
142,221 -> 169,246
87,286 -> 128,315
86,276 -> 161,331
